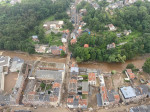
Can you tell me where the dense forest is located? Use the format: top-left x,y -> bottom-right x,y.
70,1 -> 150,63
0,0 -> 72,53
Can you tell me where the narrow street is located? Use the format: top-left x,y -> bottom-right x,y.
61,0 -> 80,106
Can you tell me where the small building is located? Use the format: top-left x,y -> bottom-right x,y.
61,33 -> 67,43
125,69 -> 135,80
32,35 -> 39,42
84,44 -> 89,48
50,46 -> 61,55
117,33 -> 122,37
71,39 -> 77,45
108,24 -> 116,31
107,90 -> 120,105
67,96 -> 74,108
88,73 -> 96,85
107,43 -> 116,49
78,99 -> 88,109
124,30 -> 132,36
35,44 -> 48,53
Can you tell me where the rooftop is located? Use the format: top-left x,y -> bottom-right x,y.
120,86 -> 136,99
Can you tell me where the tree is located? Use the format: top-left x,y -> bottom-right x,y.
142,57 -> 150,74
76,56 -> 83,63
126,63 -> 135,69
60,50 -> 66,57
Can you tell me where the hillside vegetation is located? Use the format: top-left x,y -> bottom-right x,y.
0,0 -> 72,53
70,1 -> 150,63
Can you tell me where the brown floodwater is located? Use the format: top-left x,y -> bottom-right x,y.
78,54 -> 150,72
1,50 -> 150,72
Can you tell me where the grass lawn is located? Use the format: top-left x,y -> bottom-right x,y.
46,33 -> 63,46
82,94 -> 88,99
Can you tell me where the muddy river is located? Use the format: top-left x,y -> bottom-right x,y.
1,50 -> 150,72
78,54 -> 150,72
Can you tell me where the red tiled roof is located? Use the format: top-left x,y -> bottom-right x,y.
84,44 -> 89,48
88,73 -> 96,81
71,39 -> 77,45
126,69 -> 132,73
79,99 -> 88,105
52,82 -> 60,88
129,73 -> 135,79
101,86 -> 108,102
51,49 -> 60,55
67,98 -> 73,103
114,94 -> 120,101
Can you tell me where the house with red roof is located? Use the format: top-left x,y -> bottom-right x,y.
125,69 -> 135,80
84,44 -> 89,48
88,73 -> 96,85
78,99 -> 88,109
108,24 -> 116,31
100,86 -> 109,106
71,39 -> 77,45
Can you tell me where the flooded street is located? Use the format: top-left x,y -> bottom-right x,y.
1,51 -> 66,63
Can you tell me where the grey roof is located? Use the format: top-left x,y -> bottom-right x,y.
10,57 -> 24,72
71,67 -> 79,73
69,83 -> 77,94
130,105 -> 150,112
120,86 -> 136,99
82,81 -> 88,92
73,98 -> 79,107
53,88 -> 60,96
0,94 -> 10,104
97,93 -> 102,107
0,56 -> 10,67
107,90 -> 115,102
12,57 -> 24,63
43,95 -> 50,101
35,70 -> 62,80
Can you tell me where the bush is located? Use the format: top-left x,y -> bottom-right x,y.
126,63 -> 135,69
142,57 -> 150,74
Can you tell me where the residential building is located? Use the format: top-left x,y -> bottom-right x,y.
68,79 -> 77,95
108,24 -> 116,31
101,86 -> 109,106
88,73 -> 96,85
32,35 -> 39,42
84,44 -> 89,48
107,43 -> 116,49
107,90 -> 120,105
35,44 -> 48,53
78,99 -> 88,109
71,39 -> 77,45
125,69 -> 135,80
50,46 -> 61,55
44,21 -> 64,30
61,33 -> 67,43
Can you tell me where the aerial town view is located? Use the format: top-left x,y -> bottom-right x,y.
0,0 -> 150,112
